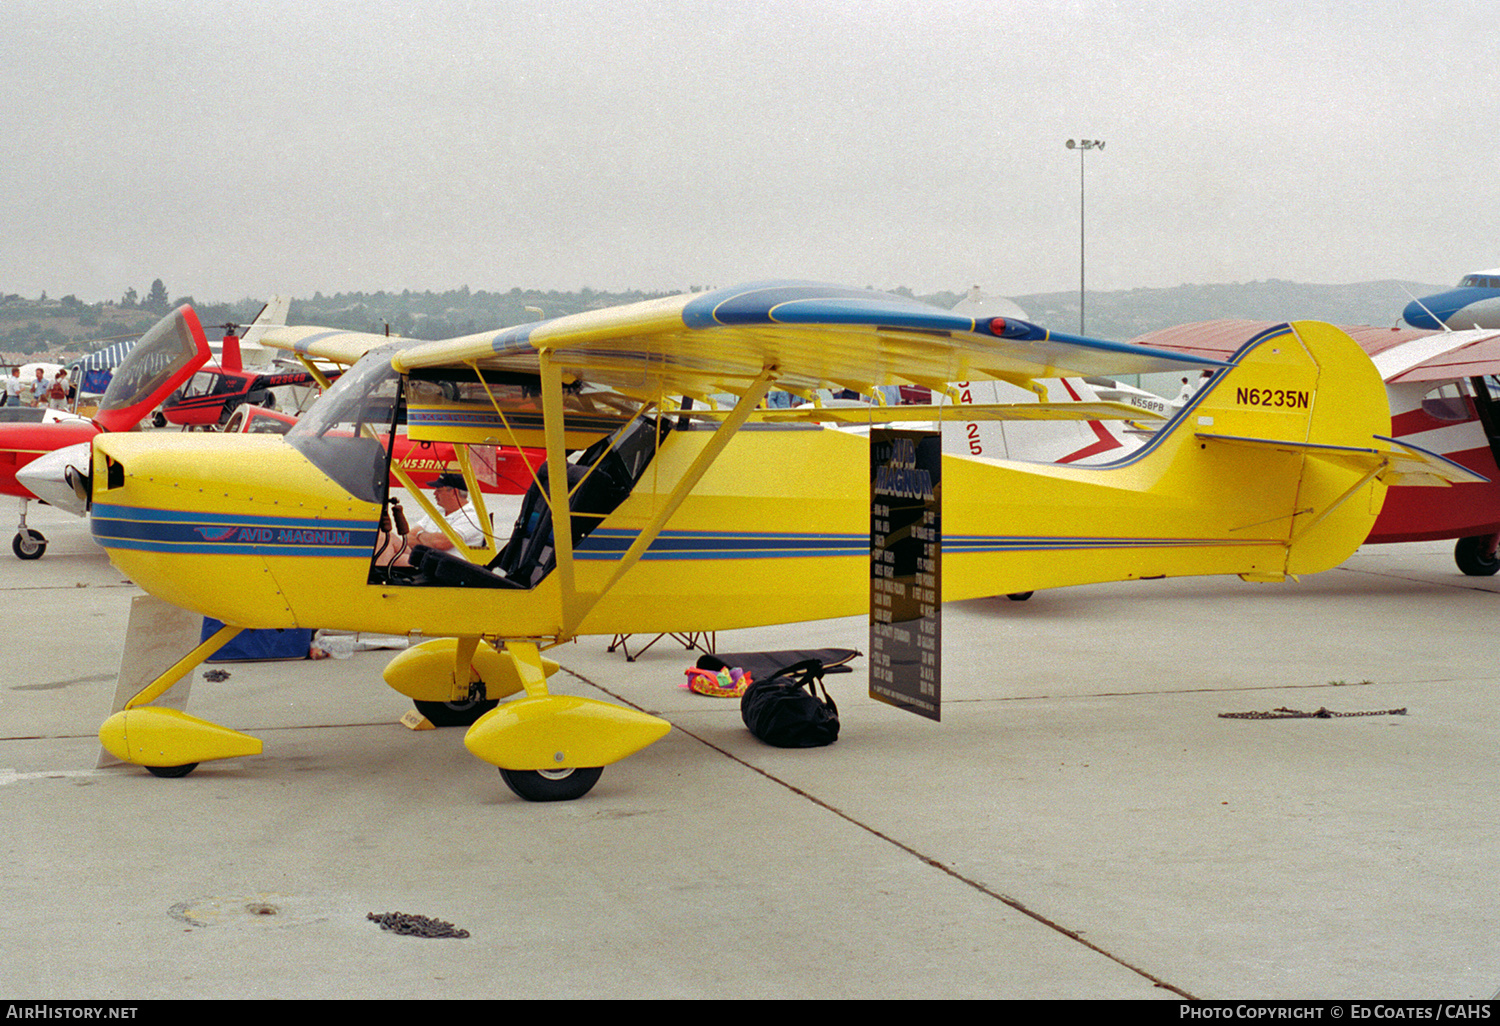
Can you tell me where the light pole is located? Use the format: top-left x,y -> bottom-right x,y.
1065,139 -> 1104,335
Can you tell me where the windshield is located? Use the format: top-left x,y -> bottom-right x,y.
287,346 -> 405,503
95,307 -> 207,427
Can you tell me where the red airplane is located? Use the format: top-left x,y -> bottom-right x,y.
0,309 -> 223,558
15,306 -> 546,559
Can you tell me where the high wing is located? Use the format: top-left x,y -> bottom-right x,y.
1368,328 -> 1500,384
673,400 -> 1168,425
258,325 -> 413,367
391,282 -> 1229,399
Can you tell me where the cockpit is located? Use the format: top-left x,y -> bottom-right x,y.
286,347 -> 661,589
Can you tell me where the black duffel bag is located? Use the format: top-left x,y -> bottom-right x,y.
740,659 -> 839,748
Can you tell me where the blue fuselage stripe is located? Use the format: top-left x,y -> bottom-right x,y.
91,503 -> 377,556
89,505 -> 1257,560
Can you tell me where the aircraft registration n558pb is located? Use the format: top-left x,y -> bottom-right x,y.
82,282 -> 1440,801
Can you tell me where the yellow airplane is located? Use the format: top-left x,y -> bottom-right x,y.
76,282 -> 1460,800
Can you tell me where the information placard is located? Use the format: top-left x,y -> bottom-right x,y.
869,429 -> 941,721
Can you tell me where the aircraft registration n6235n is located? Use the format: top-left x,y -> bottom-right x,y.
1235,386 -> 1311,409
65,282 -> 1469,802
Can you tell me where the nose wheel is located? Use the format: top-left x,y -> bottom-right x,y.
13,499 -> 45,560
12,528 -> 45,560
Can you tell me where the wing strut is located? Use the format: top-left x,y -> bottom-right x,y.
542,359 -> 778,640
539,352 -> 581,632
292,353 -> 334,390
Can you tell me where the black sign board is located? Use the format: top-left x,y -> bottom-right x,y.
869,429 -> 941,721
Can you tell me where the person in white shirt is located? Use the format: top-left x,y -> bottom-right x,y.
374,473 -> 486,566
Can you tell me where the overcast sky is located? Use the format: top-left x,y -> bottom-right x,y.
2,0 -> 1492,305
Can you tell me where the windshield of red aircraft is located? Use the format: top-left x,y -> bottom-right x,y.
96,311 -> 203,418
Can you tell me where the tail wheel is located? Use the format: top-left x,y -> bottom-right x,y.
499,766 -> 603,802
413,698 -> 498,727
1006,591 -> 1033,601
12,529 -> 45,560
1455,536 -> 1500,576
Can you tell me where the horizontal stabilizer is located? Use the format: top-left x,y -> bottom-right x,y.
1196,433 -> 1489,486
1375,435 -> 1491,486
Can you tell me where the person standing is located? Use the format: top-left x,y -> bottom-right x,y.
2,367 -> 19,407
29,367 -> 46,406
48,370 -> 68,410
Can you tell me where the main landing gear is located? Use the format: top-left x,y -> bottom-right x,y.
1455,534 -> 1500,576
413,698 -> 499,727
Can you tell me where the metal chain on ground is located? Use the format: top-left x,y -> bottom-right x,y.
366,911 -> 471,938
1219,706 -> 1407,720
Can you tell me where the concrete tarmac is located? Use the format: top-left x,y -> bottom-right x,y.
2,503 -> 1497,1000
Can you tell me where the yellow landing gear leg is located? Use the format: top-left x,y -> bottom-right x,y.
98,625 -> 262,778
462,641 -> 671,802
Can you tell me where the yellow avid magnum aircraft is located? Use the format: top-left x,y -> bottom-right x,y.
77,282 -> 1450,800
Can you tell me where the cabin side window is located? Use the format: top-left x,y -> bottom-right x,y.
1421,382 -> 1472,422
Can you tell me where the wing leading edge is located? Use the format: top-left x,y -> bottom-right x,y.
390,282 -> 1230,397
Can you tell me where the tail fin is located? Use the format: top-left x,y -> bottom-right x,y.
240,295 -> 290,346
942,320 -> 1391,596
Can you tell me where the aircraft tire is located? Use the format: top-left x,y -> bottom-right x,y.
1454,536 -> 1500,576
145,763 -> 199,778
1006,591 -> 1033,601
413,698 -> 499,727
12,530 -> 45,560
499,766 -> 603,802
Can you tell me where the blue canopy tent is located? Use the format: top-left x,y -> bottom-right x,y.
71,338 -> 138,394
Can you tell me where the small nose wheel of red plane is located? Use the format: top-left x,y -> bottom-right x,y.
12,529 -> 46,560
499,766 -> 603,802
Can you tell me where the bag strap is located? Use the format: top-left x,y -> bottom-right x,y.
764,659 -> 836,713
765,658 -> 825,687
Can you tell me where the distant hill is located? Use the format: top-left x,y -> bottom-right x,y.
990,279 -> 1443,342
